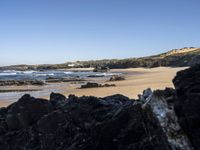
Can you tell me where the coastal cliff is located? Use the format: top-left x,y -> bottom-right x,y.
0,64 -> 200,150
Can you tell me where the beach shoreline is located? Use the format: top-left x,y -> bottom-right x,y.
0,67 -> 187,107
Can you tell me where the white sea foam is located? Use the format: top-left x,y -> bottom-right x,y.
23,70 -> 37,74
0,72 -> 17,76
94,72 -> 122,77
35,73 -> 54,76
64,71 -> 73,74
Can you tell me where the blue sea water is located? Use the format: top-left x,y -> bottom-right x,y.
0,70 -> 122,105
0,70 -> 120,80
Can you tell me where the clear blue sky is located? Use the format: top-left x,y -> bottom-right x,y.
0,0 -> 199,66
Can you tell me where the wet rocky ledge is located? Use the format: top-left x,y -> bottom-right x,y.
0,65 -> 200,150
0,80 -> 45,86
0,77 -> 86,86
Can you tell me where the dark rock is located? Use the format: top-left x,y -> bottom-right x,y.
3,64 -> 200,149
0,108 -> 8,134
50,92 -> 67,108
0,93 -> 171,150
80,82 -> 116,89
143,88 -> 153,99
103,83 -> 116,87
5,94 -> 54,130
0,80 -> 45,86
87,74 -> 105,77
93,66 -> 109,72
46,77 -> 85,83
81,82 -> 99,88
138,88 -> 153,104
109,75 -> 125,81
141,88 -> 193,150
173,64 -> 200,149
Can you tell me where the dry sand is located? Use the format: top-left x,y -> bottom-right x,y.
0,67 -> 187,107
63,67 -> 187,98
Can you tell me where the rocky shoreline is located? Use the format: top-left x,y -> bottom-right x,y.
0,65 -> 200,149
0,80 -> 45,86
0,89 -> 41,93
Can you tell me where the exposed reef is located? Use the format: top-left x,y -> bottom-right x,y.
0,80 -> 45,86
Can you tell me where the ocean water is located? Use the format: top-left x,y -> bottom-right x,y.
0,70 -> 121,80
0,70 -> 122,105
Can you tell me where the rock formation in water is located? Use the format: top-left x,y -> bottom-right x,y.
0,64 -> 200,150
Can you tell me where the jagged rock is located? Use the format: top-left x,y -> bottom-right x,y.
173,64 -> 200,150
50,92 -> 67,108
143,88 -> 153,99
5,94 -> 54,130
138,88 -> 153,104
142,88 -> 193,150
0,94 -> 171,150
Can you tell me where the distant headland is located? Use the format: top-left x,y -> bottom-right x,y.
1,47 -> 200,71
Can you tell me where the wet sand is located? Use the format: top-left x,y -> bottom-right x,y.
0,67 -> 187,107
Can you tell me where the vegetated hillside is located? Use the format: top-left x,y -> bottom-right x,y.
79,47 -> 200,69
1,47 -> 200,70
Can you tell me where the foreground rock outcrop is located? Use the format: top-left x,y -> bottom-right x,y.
0,64 -> 200,150
139,88 -> 193,150
0,95 -> 171,150
173,65 -> 200,150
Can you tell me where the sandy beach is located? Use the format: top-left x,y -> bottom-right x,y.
63,67 -> 187,98
0,67 -> 187,107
